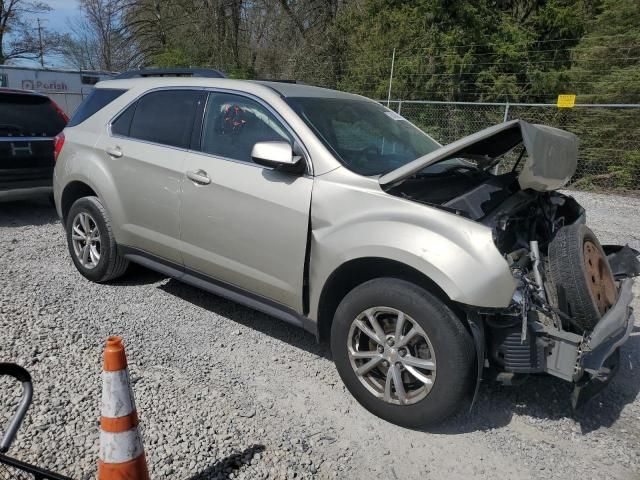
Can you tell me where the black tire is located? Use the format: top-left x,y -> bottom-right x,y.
548,224 -> 616,331
330,278 -> 474,428
65,196 -> 128,282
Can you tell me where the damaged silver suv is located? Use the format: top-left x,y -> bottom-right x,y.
53,71 -> 639,427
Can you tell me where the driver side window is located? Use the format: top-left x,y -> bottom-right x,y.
200,93 -> 292,164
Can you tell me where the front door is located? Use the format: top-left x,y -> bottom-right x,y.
181,92 -> 313,311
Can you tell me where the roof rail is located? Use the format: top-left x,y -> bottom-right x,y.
256,79 -> 307,85
114,68 -> 227,79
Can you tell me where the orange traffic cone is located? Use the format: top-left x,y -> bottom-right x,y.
98,336 -> 150,480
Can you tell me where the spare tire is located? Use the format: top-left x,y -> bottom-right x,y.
548,224 -> 617,331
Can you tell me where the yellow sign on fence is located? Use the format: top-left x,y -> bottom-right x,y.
557,94 -> 576,108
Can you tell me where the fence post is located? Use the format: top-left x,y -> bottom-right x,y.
397,101 -> 402,115
503,102 -> 510,122
386,47 -> 396,107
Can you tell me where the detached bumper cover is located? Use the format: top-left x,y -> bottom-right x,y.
571,278 -> 635,408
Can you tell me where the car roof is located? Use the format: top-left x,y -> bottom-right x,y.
0,87 -> 49,98
253,81 -> 365,100
95,77 -> 368,102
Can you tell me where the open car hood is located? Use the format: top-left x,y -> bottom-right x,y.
378,119 -> 578,191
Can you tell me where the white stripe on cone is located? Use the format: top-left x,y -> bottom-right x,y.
99,428 -> 144,464
101,369 -> 137,418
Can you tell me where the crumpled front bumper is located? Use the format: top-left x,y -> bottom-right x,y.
571,278 -> 635,408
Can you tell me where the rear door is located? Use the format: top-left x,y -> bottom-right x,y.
0,91 -> 66,191
180,91 -> 313,311
95,88 -> 206,264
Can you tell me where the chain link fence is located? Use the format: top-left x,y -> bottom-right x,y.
386,100 -> 640,193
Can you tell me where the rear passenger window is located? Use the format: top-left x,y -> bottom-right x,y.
126,90 -> 204,149
200,93 -> 292,163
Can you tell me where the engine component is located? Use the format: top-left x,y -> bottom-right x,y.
488,317 -> 547,373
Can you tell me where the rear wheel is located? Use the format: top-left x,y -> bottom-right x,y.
66,196 -> 128,282
548,224 -> 616,331
330,278 -> 474,427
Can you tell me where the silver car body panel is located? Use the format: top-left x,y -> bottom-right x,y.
307,167 -> 518,320
379,119 -> 578,192
181,149 -> 313,310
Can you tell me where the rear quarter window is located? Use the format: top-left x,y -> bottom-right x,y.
67,88 -> 126,127
0,92 -> 66,137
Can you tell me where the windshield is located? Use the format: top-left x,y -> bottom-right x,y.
285,97 -> 442,176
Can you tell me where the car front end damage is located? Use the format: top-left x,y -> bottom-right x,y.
381,119 -> 639,407
484,239 -> 638,409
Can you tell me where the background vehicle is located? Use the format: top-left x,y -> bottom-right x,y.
0,88 -> 68,200
52,72 -> 638,427
0,65 -> 114,116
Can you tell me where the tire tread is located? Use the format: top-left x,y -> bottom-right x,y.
66,196 -> 128,282
330,278 -> 474,427
548,224 -> 611,331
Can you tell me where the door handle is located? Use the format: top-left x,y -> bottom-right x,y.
186,169 -> 211,185
106,146 -> 123,158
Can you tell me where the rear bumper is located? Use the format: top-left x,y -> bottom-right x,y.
0,185 -> 52,200
0,167 -> 53,200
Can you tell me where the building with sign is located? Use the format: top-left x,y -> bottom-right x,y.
0,65 -> 115,115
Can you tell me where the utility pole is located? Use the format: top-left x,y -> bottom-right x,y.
37,18 -> 45,67
386,47 -> 396,107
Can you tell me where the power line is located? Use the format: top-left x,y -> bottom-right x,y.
394,33 -> 640,50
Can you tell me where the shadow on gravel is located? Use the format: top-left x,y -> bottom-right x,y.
159,279 -> 332,360
426,332 -> 640,436
109,263 -> 169,286
187,444 -> 265,480
0,197 -> 58,228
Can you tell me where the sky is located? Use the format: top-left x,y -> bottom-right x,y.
13,0 -> 79,67
42,0 -> 78,31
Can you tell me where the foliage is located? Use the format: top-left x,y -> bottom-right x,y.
53,0 -> 640,190
334,0 -> 597,101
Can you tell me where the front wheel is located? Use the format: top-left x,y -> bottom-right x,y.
330,278 -> 475,428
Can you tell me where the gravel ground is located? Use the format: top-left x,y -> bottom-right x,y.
1,190 -> 639,480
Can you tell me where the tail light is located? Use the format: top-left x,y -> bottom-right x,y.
50,99 -> 70,124
53,132 -> 65,163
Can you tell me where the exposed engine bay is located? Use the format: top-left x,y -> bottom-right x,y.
382,120 -> 639,408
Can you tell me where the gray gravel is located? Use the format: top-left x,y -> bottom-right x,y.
1,190 -> 639,480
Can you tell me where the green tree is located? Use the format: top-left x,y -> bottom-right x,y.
334,0 -> 597,101
566,0 -> 640,190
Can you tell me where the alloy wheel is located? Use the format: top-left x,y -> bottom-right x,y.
71,212 -> 101,270
347,307 -> 437,405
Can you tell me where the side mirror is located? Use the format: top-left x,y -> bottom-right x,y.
251,141 -> 305,174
